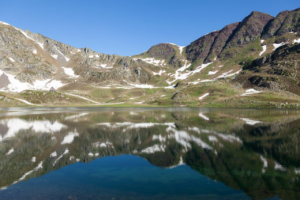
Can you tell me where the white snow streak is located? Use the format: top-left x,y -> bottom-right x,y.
199,93 -> 209,100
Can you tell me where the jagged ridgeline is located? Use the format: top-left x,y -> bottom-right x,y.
0,8 -> 300,107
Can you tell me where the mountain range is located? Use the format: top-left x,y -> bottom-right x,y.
0,8 -> 300,107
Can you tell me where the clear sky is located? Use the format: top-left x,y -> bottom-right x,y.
0,0 -> 299,56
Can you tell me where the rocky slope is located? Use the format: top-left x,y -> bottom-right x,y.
0,8 -> 299,107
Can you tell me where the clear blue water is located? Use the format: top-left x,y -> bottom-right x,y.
2,155 -> 249,199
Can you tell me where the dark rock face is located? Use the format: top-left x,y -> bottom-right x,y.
262,8 -> 300,39
261,11 -> 290,39
185,31 -> 220,62
185,11 -> 274,64
204,22 -> 240,63
235,43 -> 300,94
224,11 -> 274,49
143,43 -> 176,60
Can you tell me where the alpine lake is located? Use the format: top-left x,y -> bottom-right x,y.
0,107 -> 299,200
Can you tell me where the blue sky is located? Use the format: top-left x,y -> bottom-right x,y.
0,0 -> 299,56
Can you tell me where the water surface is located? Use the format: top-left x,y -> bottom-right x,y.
0,107 -> 299,199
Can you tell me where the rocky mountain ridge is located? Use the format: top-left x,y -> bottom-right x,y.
0,8 -> 299,107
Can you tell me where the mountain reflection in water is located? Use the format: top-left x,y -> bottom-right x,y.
0,108 -> 300,200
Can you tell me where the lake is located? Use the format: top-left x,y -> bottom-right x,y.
0,107 -> 299,199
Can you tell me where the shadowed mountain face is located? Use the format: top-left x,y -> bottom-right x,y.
0,108 -> 300,199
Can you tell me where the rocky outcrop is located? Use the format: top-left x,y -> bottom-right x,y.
262,8 -> 300,38
234,43 -> 300,94
185,31 -> 220,62
223,11 -> 274,49
204,22 -> 239,63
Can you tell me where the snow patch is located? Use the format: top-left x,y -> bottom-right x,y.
141,144 -> 166,154
0,70 -> 65,92
199,113 -> 209,121
53,149 -> 69,166
0,118 -> 67,142
6,148 -> 14,155
33,50 -> 37,54
199,93 -> 209,100
51,54 -> 58,59
241,118 -> 261,125
62,67 -> 79,78
273,43 -> 285,50
152,134 -> 167,142
260,156 -> 268,173
54,46 -> 69,62
241,89 -> 261,96
293,38 -> 300,44
208,71 -> 218,75
50,151 -> 57,158
31,157 -> 36,162
259,45 -> 267,56
61,130 -> 79,144
8,57 -> 15,62
153,70 -> 166,76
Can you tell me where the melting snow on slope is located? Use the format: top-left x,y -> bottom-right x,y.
65,113 -> 89,120
260,155 -> 268,173
0,21 -> 44,50
0,70 -> 65,92
141,144 -> 166,154
199,113 -> 209,121
259,45 -> 267,56
0,118 -> 67,142
8,57 -> 15,62
14,161 -> 43,184
208,136 -> 218,142
275,162 -> 286,171
61,130 -> 79,144
6,148 -> 14,155
134,58 -> 165,66
50,151 -> 57,158
167,156 -> 185,169
65,93 -> 100,104
153,70 -> 166,76
167,60 -> 206,84
293,38 -> 300,44
54,46 -> 70,62
241,118 -> 261,125
53,149 -> 69,166
31,157 -> 36,162
208,71 -> 218,75
51,54 -> 58,59
33,50 -> 37,54
15,98 -> 35,105
273,43 -> 285,50
167,127 -> 212,150
169,43 -> 185,54
199,93 -> 209,100
62,67 -> 79,78
241,89 -> 261,96
152,134 -> 167,142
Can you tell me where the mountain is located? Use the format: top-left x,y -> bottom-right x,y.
0,8 -> 300,107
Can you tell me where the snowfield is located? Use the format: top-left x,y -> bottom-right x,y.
62,67 -> 79,78
0,70 -> 65,92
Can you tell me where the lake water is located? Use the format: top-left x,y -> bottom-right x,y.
0,107 -> 299,199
